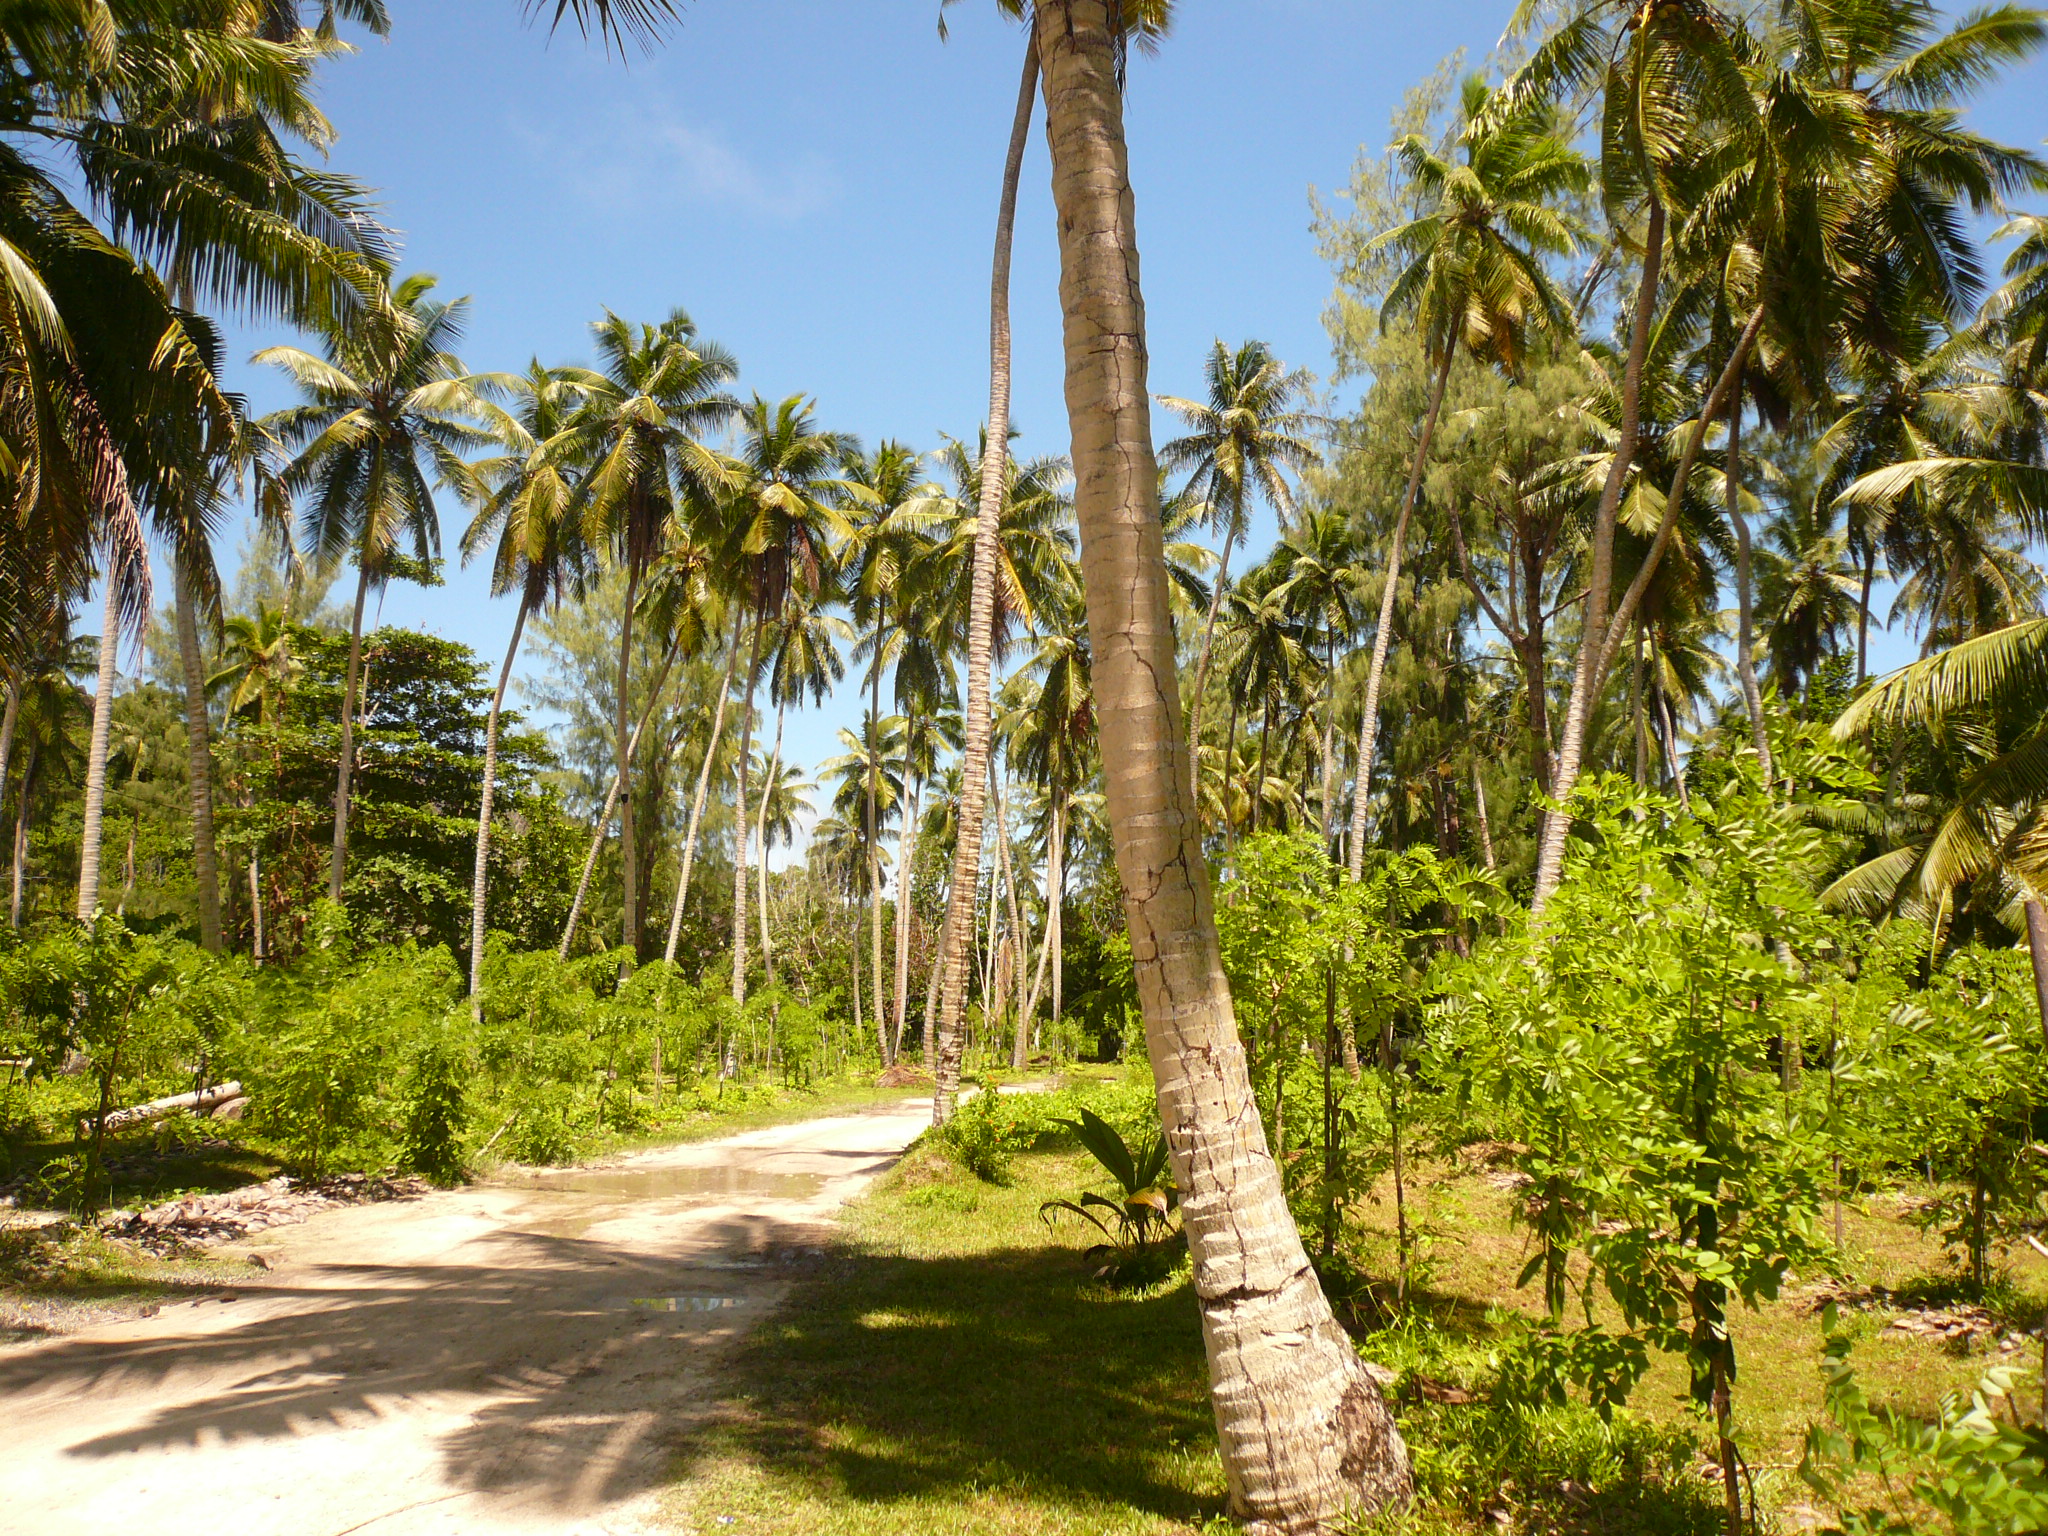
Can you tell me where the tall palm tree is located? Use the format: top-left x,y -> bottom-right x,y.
1351,72 -> 1587,885
1027,1 -> 1409,1520
1757,494 -> 1860,694
1273,505 -> 1368,842
563,309 -> 739,957
723,395 -> 859,1005
890,702 -> 962,1062
257,272 -> 486,906
457,361 -> 593,995
1159,339 -> 1321,807
842,441 -> 937,1040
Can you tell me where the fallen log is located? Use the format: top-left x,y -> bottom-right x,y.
87,1082 -> 244,1135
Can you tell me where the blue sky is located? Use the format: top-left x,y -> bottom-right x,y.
207,0 -> 2048,829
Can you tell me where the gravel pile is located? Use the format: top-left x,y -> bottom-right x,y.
109,1172 -> 428,1250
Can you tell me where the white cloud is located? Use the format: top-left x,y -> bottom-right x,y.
516,104 -> 839,223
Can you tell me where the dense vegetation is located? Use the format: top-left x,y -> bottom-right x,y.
7,1 -> 2048,1533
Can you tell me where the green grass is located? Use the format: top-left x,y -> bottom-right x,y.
663,1142 -> 1228,1536
659,1119 -> 2048,1536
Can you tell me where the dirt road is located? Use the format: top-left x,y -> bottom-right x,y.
0,1098 -> 933,1536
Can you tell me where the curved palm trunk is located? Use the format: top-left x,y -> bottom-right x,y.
1532,293 -> 1763,910
665,611 -> 745,964
889,773 -> 921,1063
867,662 -> 887,1056
616,564 -> 643,957
327,562 -> 372,905
0,683 -> 19,883
2024,899 -> 2048,1050
1726,391 -> 1773,782
77,578 -> 122,922
468,604 -> 529,997
757,700 -> 785,989
173,564 -> 223,952
1185,523 -> 1239,808
932,32 -> 1039,1123
11,751 -> 34,928
1035,4 -> 1410,1527
1345,346 -> 1455,884
731,610 -> 768,1006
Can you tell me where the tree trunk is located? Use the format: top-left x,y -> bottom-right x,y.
731,609 -> 767,1005
867,649 -> 888,1050
2025,898 -> 2048,1050
1319,637 -> 1339,845
992,768 -> 1029,1069
890,774 -> 921,1063
615,563 -> 645,958
10,747 -> 33,929
1658,684 -> 1691,811
1856,545 -> 1877,684
1726,388 -> 1773,782
0,680 -> 16,837
1472,764 -> 1497,871
757,701 -> 785,990
1347,346 -> 1455,885
249,853 -> 266,963
1529,199 -> 1665,909
665,609 -> 745,964
469,605 -> 528,997
326,562 -> 372,905
1035,5 -> 1411,1527
173,563 -> 223,951
1630,620 -> 1648,786
1186,525 -> 1239,808
77,577 -> 122,922
1534,290 -> 1769,915
932,31 -> 1038,1124
558,638 -> 682,959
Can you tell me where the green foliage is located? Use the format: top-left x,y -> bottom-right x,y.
1800,1312 -> 2048,1536
398,1023 -> 473,1185
934,1078 -> 1032,1184
1039,1105 -> 1182,1288
1434,773 -> 1837,1428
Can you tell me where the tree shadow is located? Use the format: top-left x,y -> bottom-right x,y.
1,1211 -> 838,1520
665,1241 -> 1225,1525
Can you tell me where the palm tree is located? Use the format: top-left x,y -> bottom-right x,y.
723,395 -> 859,1005
842,441 -> 937,1041
457,361 -> 594,994
820,715 -> 906,1051
563,309 -> 739,957
209,603 -> 303,961
1273,506 -> 1368,841
1757,494 -> 1860,695
1159,339 -> 1322,808
890,702 -> 962,1062
758,590 -> 850,987
1026,1 -> 1408,1520
256,273 -> 485,906
1003,608 -> 1096,1062
1352,72 -> 1587,885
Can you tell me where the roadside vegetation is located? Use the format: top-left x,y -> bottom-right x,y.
6,2 -> 2048,1534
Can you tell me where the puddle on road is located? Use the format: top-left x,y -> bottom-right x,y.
626,1295 -> 745,1312
495,1166 -> 829,1202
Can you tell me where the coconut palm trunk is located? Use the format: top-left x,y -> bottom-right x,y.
1033,4 -> 1410,1526
173,563 -> 223,951
11,752 -> 33,928
1532,295 -> 1764,910
932,32 -> 1038,1122
665,610 -> 745,964
559,638 -> 682,959
2025,899 -> 2048,1050
757,700 -> 785,989
1185,526 -> 1239,805
76,577 -> 122,922
731,609 -> 768,1005
616,564 -> 643,957
0,682 -> 18,879
1472,764 -> 1498,871
867,664 -> 887,1054
468,604 -> 529,997
889,773 -> 921,1063
1345,346 -> 1454,883
1725,389 -> 1773,781
326,562 -> 372,904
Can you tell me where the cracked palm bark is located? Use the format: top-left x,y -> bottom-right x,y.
1034,4 -> 1410,1529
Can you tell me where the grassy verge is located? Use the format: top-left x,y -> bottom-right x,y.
661,1113 -> 2047,1536
664,1141 -> 1226,1536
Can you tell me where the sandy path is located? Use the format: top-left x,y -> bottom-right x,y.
0,1098 -> 933,1536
